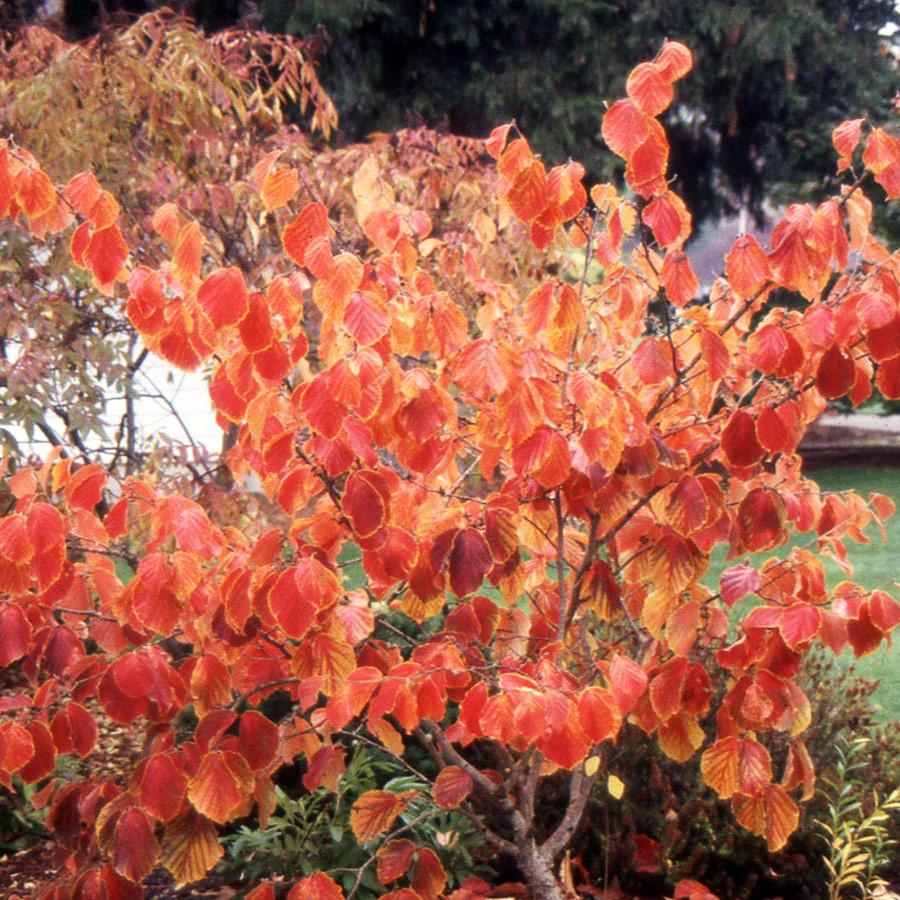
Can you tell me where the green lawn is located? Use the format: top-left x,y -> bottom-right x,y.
705,466 -> 900,720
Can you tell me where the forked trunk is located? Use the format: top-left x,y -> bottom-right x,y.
518,840 -> 564,900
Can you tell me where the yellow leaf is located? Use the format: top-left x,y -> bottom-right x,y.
607,774 -> 625,799
584,755 -> 601,777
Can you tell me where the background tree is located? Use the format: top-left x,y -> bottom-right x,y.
0,9 -> 335,475
259,0 -> 899,227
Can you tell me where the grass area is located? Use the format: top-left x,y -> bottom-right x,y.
704,465 -> 900,720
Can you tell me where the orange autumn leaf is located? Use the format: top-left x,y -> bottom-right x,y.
701,736 -> 773,800
660,250 -> 699,307
261,166 -> 299,212
187,750 -> 255,824
732,784 -> 799,852
626,62 -> 673,117
287,872 -> 346,899
350,789 -> 415,843
160,810 -> 224,886
507,159 -> 548,222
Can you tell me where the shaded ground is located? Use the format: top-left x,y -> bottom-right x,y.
0,844 -> 233,899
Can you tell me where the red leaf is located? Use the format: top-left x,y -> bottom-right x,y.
113,652 -> 156,699
869,590 -> 900,632
344,471 -> 387,538
187,750 -> 255,824
832,118 -> 863,163
782,739 -> 816,801
302,746 -> 347,793
649,657 -> 690,722
65,464 -> 107,511
720,564 -> 760,607
756,406 -> 791,454
512,425 -> 571,488
626,119 -> 669,197
660,250 -> 699,307
738,489 -> 786,553
674,879 -> 718,900
283,202 -> 331,267
816,344 -> 855,399
578,687 -> 622,743
432,765 -> 474,809
412,846 -> 447,900
64,171 -> 102,217
0,604 -> 30,666
16,166 -> 56,218
847,603 -> 886,658
608,653 -> 647,715
1,722 -> 35,774
779,603 -> 821,650
60,702 -> 97,757
601,99 -> 650,158
87,224 -> 128,285
325,666 -> 382,728
112,807 -> 160,882
867,316 -> 900,362
239,293 -> 275,352
448,528 -> 492,598
643,191 -> 691,248
138,753 -> 188,823
190,654 -> 232,716
721,410 -> 764,468
876,356 -> 900,400
376,839 -> 417,884
656,40 -> 693,81
863,128 -> 900,175
239,711 -> 279,771
18,721 -> 55,784
667,476 -> 709,536
485,123 -> 513,159
198,267 -> 249,330
344,291 -> 389,345
724,234 -> 771,299
287,872 -> 345,900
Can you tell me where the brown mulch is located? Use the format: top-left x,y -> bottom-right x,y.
0,844 -> 234,899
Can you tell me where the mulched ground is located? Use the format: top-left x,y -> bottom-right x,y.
0,844 -> 235,899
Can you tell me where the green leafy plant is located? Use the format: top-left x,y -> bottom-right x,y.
223,746 -> 397,892
222,746 -> 484,896
0,777 -> 46,854
816,736 -> 900,900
